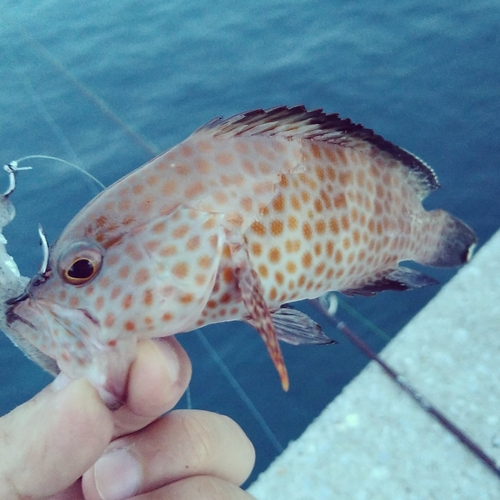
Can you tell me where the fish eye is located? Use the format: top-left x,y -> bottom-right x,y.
66,258 -> 98,284
58,242 -> 103,286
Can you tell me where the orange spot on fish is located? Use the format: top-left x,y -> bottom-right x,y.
270,220 -> 284,236
251,242 -> 262,257
160,245 -> 177,257
186,236 -> 200,252
162,180 -> 177,196
336,149 -> 347,164
162,313 -> 173,322
195,158 -> 211,174
302,252 -> 312,268
251,221 -> 266,236
279,174 -> 289,188
315,220 -> 326,234
195,274 -> 206,286
172,224 -> 189,239
242,159 -> 256,175
275,271 -> 285,285
269,247 -> 281,263
143,289 -> 153,306
134,268 -> 150,285
222,268 -> 234,284
180,144 -> 194,157
107,339 -> 117,347
124,320 -> 136,331
334,193 -> 347,209
290,195 -> 301,211
133,184 -> 144,195
302,221 -> 313,240
69,296 -> 79,307
234,141 -> 250,154
176,164 -> 190,175
214,191 -> 228,204
286,261 -> 297,274
172,262 -> 189,279
95,296 -> 104,311
341,215 -> 350,231
216,152 -> 235,167
329,217 -> 339,234
339,171 -> 353,186
272,193 -> 285,212
258,264 -> 269,278
202,217 -> 217,230
145,240 -> 160,252
119,265 -> 130,279
152,222 -> 166,234
311,143 -> 322,159
222,244 -> 231,259
139,198 -> 153,214
353,230 -> 361,245
125,242 -> 142,261
301,190 -> 311,203
283,217 -> 296,234
269,287 -> 278,301
147,174 -> 158,186
326,241 -> 334,257
122,294 -> 133,310
335,250 -> 343,264
198,255 -> 212,269
198,140 -> 212,153
179,293 -> 194,304
240,197 -> 253,212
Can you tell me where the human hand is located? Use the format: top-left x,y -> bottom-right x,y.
0,338 -> 256,499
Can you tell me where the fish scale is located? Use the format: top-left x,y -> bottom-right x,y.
5,106 -> 476,407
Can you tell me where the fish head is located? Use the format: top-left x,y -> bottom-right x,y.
6,207 -> 225,407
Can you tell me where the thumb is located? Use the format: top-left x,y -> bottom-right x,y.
0,377 -> 114,499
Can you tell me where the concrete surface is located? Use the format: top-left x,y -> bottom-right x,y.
249,229 -> 500,500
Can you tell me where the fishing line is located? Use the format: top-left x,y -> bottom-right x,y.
12,155 -> 106,191
10,22 -> 161,158
315,293 -> 500,480
5,43 -> 81,165
194,329 -> 284,454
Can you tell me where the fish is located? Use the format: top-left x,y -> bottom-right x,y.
4,106 -> 477,407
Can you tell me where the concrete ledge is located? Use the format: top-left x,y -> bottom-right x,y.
249,230 -> 500,500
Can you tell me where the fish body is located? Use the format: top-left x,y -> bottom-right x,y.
6,106 -> 476,406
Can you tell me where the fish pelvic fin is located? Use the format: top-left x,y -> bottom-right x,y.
418,210 -> 477,267
232,246 -> 289,391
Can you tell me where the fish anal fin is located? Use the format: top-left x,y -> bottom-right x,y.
342,266 -> 438,297
234,260 -> 289,391
268,306 -> 336,346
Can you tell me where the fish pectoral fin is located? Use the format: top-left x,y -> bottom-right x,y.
233,251 -> 289,391
267,305 -> 337,346
342,266 -> 438,297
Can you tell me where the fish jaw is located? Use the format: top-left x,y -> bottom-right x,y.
6,297 -> 136,408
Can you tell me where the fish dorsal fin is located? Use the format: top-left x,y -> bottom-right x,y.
198,105 -> 440,198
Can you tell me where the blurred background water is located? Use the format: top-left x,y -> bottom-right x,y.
1,0 -> 499,484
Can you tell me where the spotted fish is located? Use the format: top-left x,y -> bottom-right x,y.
5,106 -> 476,407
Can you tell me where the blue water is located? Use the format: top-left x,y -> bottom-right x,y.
1,0 -> 500,483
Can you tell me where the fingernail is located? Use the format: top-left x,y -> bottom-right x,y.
152,338 -> 180,382
94,448 -> 141,500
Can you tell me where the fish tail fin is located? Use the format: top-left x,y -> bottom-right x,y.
417,210 -> 477,267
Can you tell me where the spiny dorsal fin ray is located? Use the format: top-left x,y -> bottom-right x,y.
198,105 -> 440,197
